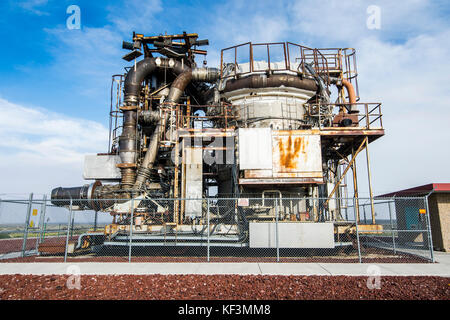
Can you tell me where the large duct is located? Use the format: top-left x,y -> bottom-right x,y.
221,74 -> 318,93
133,67 -> 220,190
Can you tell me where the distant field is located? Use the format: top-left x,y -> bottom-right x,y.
0,224 -> 106,239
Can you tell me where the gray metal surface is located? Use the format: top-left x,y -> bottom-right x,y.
249,221 -> 335,248
83,154 -> 121,180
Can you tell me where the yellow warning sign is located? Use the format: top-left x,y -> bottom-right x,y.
32,209 -> 38,216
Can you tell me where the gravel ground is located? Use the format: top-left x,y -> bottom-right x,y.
0,238 -> 38,254
0,275 -> 448,300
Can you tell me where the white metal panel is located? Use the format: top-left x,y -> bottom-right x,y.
238,128 -> 273,170
249,222 -> 334,248
185,147 -> 203,218
83,155 -> 121,180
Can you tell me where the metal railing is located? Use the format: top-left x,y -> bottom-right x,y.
305,102 -> 383,130
220,42 -> 330,84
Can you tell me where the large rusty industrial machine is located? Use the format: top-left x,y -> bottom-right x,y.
50,32 -> 384,251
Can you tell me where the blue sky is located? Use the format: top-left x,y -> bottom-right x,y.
0,0 -> 450,199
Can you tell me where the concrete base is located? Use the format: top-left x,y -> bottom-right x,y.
0,251 -> 449,277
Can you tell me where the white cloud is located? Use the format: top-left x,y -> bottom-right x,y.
0,97 -> 108,196
17,0 -> 49,16
354,31 -> 450,194
106,0 -> 163,34
199,0 -> 450,195
5,0 -> 450,198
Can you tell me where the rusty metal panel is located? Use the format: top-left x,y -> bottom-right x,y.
238,128 -> 273,170
272,133 -> 322,178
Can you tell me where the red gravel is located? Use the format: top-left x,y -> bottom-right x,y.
0,238 -> 37,254
0,275 -> 448,300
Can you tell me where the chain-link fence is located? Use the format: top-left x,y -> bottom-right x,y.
0,195 -> 434,263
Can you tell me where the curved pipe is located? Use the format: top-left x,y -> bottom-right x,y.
124,58 -> 158,104
133,67 -> 220,190
122,58 -> 190,189
221,74 -> 318,93
342,79 -> 358,113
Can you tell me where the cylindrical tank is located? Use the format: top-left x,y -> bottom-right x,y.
219,62 -> 317,129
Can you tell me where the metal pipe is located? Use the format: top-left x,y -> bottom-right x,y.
133,67 -> 220,190
388,198 -> 396,255
38,194 -> 47,245
21,193 -> 33,258
342,79 -> 358,113
207,198 -> 210,262
364,137 -> 375,224
222,74 -> 318,93
424,189 -> 435,262
128,199 -> 134,262
64,199 -> 73,263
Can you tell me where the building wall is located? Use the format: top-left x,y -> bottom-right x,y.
436,193 -> 450,252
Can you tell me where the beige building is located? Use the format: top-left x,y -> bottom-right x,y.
379,183 -> 450,252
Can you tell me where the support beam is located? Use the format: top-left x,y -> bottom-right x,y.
325,138 -> 366,209
364,136 -> 376,224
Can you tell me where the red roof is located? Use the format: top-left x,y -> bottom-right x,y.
377,183 -> 450,197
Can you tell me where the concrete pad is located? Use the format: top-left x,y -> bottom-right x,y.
380,263 -> 450,277
195,263 -> 261,275
259,263 -> 331,276
0,263 -> 69,275
1,261 -> 449,277
318,263 -> 398,276
433,252 -> 450,265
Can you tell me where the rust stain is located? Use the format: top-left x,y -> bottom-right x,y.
279,135 -> 303,170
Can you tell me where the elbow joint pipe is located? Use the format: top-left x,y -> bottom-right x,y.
342,79 -> 358,113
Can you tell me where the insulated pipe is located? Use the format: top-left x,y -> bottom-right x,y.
133,67 -> 220,190
139,110 -> 160,124
120,57 -> 160,188
221,74 -> 318,93
122,57 -> 190,188
124,58 -> 158,104
342,79 -> 358,113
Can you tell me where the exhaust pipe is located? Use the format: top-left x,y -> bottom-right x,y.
342,79 -> 358,113
133,67 -> 219,190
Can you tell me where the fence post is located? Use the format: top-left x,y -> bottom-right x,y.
94,210 -> 98,231
424,193 -> 435,263
276,198 -> 280,262
21,193 -> 33,258
388,198 -> 396,255
36,194 -> 47,250
207,198 -> 210,262
64,199 -> 73,263
352,197 -> 362,263
128,199 -> 134,263
355,217 -> 362,263
38,194 -> 47,244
